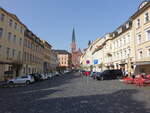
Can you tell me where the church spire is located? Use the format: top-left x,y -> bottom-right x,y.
72,28 -> 76,43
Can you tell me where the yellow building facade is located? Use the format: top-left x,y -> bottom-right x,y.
23,29 -> 45,75
0,8 -> 52,81
42,40 -> 52,73
0,8 -> 26,81
131,1 -> 150,74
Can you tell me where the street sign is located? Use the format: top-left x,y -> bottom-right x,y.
94,59 -> 98,64
86,60 -> 90,64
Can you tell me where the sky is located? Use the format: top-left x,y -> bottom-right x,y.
0,0 -> 144,52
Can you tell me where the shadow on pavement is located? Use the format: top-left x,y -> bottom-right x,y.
0,89 -> 150,113
33,89 -> 150,113
0,72 -> 80,96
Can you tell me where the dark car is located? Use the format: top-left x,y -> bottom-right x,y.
93,72 -> 101,79
30,73 -> 43,81
96,70 -> 123,80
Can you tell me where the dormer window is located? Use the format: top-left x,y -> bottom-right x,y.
112,33 -> 116,37
126,23 -> 130,29
117,28 -> 122,34
139,1 -> 148,10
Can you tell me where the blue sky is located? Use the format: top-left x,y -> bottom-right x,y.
0,0 -> 144,51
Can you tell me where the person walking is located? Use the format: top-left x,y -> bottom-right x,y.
125,70 -> 128,77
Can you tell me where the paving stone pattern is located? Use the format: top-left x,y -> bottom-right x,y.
0,73 -> 150,113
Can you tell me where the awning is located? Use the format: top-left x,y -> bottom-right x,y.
134,61 -> 150,66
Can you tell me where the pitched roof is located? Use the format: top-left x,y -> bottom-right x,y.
53,50 -> 71,55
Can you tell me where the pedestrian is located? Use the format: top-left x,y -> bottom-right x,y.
125,71 -> 128,77
122,68 -> 126,78
80,70 -> 83,78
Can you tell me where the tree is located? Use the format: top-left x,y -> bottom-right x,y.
98,62 -> 105,71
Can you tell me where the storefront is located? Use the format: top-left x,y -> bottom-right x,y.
134,61 -> 150,75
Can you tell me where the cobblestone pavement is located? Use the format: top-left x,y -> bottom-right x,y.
0,73 -> 150,113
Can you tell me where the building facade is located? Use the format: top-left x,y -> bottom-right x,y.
0,7 -> 26,81
54,50 -> 72,70
23,29 -> 45,75
42,40 -> 52,73
0,8 -> 52,81
131,1 -> 150,74
50,50 -> 59,72
81,1 -> 150,75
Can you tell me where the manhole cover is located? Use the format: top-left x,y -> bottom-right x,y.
80,100 -> 88,104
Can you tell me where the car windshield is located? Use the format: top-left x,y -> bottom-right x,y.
21,76 -> 28,78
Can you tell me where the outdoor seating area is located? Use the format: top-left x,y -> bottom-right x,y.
122,74 -> 150,86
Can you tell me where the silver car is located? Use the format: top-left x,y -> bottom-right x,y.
7,75 -> 35,85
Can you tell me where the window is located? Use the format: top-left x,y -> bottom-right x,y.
0,28 -> 3,38
139,51 -> 143,59
6,48 -> 10,59
116,40 -> 119,47
120,39 -> 122,46
20,27 -> 23,33
127,34 -> 130,43
9,19 -> 13,27
128,48 -> 131,55
137,19 -> 140,28
118,40 -> 120,47
19,38 -> 22,45
0,45 -> 2,52
124,37 -> 126,44
24,39 -> 27,46
0,14 -> 5,22
13,35 -> 16,43
12,49 -> 16,57
14,23 -> 17,29
18,51 -> 21,60
120,51 -> 122,58
146,30 -> 150,41
145,12 -> 149,23
124,50 -> 127,57
137,34 -> 142,44
147,48 -> 150,56
8,32 -> 11,41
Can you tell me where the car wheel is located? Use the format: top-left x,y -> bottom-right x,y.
9,81 -> 14,87
26,80 -> 30,85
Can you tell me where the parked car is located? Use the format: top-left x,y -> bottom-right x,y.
47,73 -> 53,78
7,75 -> 35,85
30,73 -> 43,81
96,70 -> 123,80
40,74 -> 49,80
93,72 -> 101,79
54,71 -> 60,76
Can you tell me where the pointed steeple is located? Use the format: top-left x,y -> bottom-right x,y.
72,28 -> 76,43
